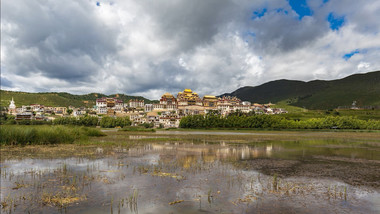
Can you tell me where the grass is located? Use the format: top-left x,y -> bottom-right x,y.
41,192 -> 86,208
274,101 -> 380,121
274,101 -> 309,114
0,125 -> 105,145
280,108 -> 380,121
81,127 -> 107,137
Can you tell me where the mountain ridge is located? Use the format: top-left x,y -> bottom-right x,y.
221,70 -> 380,109
1,71 -> 379,110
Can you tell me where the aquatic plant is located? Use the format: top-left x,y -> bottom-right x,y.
344,186 -> 347,201
272,174 -> 278,191
0,125 -> 105,145
169,200 -> 184,205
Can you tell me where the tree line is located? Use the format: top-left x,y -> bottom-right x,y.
179,114 -> 380,130
55,116 -> 131,128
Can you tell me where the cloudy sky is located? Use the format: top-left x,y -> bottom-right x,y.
1,0 -> 380,99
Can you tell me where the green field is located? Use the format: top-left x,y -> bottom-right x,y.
274,101 -> 380,121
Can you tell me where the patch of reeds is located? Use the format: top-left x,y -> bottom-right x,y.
80,127 -> 107,137
0,125 -> 106,145
41,192 -> 86,208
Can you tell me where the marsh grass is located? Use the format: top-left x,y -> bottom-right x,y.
41,192 -> 86,208
0,125 -> 105,145
272,174 -> 278,191
80,127 -> 107,137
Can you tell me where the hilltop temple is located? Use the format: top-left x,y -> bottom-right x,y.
177,89 -> 203,106
202,95 -> 218,107
160,92 -> 177,105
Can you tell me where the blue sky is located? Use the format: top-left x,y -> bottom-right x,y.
1,0 -> 380,99
327,13 -> 345,30
343,50 -> 360,60
288,0 -> 313,19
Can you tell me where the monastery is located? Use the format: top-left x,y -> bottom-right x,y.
6,89 -> 286,128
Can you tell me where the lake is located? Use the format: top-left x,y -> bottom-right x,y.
1,130 -> 379,213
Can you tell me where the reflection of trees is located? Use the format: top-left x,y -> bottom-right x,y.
146,143 -> 278,169
125,142 -> 280,170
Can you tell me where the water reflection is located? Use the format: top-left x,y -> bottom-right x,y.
127,142 -> 275,163
1,139 -> 379,214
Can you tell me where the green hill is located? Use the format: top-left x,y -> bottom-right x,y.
222,70 -> 380,109
0,91 -> 157,108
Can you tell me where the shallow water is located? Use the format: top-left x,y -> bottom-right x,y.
1,133 -> 380,214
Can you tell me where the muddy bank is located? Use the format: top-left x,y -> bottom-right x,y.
240,158 -> 380,189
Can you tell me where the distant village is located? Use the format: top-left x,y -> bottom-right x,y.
6,89 -> 288,128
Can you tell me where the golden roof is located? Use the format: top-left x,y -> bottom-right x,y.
184,89 -> 192,93
162,92 -> 174,98
204,95 -> 216,99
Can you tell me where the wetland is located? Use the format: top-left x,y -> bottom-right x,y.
1,130 -> 380,213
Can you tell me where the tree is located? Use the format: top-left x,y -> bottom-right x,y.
67,109 -> 73,115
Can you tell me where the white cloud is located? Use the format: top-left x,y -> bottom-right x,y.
1,0 -> 380,100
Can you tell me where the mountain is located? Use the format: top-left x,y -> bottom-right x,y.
222,70 -> 380,109
0,91 -> 157,108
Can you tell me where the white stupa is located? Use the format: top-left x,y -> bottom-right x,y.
8,97 -> 16,114
9,97 -> 16,108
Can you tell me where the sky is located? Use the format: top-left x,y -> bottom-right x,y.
1,0 -> 380,100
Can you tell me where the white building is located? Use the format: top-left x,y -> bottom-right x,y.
129,99 -> 145,108
8,98 -> 17,115
217,104 -> 232,116
242,101 -> 251,106
159,117 -> 181,128
73,108 -> 86,117
96,97 -> 124,114
145,104 -> 153,112
232,105 -> 251,113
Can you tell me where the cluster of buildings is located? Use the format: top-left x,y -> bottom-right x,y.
93,89 -> 287,128
7,98 -> 68,120
6,89 -> 287,127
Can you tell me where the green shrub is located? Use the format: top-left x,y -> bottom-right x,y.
100,116 -> 131,128
80,127 -> 106,136
54,116 -> 99,126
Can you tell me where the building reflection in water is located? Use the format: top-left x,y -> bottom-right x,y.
124,139 -> 279,169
